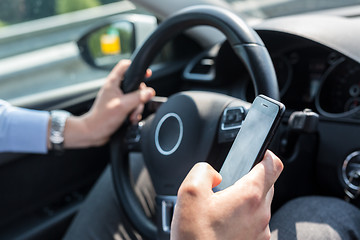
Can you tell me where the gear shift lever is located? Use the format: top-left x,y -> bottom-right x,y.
282,109 -> 319,157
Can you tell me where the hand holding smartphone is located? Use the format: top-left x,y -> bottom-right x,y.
217,95 -> 285,190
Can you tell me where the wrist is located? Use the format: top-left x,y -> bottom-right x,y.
63,115 -> 95,148
63,113 -> 109,148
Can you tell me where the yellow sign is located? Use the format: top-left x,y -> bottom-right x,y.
100,33 -> 121,55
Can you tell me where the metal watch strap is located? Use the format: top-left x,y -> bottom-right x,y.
50,110 -> 71,151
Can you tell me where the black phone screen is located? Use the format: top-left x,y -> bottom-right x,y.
217,95 -> 284,190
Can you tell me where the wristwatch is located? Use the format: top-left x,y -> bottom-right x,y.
50,110 -> 71,151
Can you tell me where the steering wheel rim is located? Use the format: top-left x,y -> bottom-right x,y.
112,5 -> 279,240
122,5 -> 279,99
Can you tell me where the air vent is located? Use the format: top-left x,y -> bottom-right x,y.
183,53 -> 215,82
190,57 -> 214,74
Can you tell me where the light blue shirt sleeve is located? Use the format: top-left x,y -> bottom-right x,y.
0,100 -> 49,154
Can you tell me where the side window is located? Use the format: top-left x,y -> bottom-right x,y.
0,0 -> 155,101
0,0 -> 119,26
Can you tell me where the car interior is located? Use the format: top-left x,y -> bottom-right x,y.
1,0 -> 360,239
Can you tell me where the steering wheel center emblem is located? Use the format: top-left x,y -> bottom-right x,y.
155,113 -> 183,155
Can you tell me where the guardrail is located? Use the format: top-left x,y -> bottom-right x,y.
0,2 -> 157,102
0,1 -> 136,59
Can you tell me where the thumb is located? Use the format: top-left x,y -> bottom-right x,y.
107,60 -> 131,87
178,162 -> 222,199
234,150 -> 283,197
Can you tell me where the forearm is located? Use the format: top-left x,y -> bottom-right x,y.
47,114 -> 104,150
2,60 -> 154,153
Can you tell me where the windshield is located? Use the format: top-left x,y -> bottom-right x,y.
225,0 -> 360,19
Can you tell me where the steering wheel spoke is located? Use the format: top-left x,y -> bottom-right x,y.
125,97 -> 168,152
124,122 -> 143,152
146,96 -> 168,113
156,195 -> 177,236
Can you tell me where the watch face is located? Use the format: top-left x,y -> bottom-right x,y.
50,133 -> 64,144
50,110 -> 70,149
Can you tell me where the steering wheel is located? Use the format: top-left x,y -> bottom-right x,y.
111,5 -> 279,240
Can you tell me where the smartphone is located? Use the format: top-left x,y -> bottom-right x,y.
216,95 -> 285,190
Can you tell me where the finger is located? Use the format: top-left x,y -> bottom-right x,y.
145,68 -> 152,78
234,150 -> 283,198
120,86 -> 155,113
250,150 -> 283,196
252,188 -> 273,238
107,59 -> 131,87
178,162 -> 222,198
129,104 -> 144,124
129,83 -> 154,123
139,82 -> 147,90
264,185 -> 275,220
265,185 -> 275,206
256,225 -> 271,240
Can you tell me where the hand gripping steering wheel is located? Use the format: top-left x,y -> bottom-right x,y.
111,5 -> 279,240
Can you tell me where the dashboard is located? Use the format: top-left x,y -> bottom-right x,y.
178,12 -> 360,206
182,14 -> 360,121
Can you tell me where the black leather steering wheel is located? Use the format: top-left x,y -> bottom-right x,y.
111,5 -> 279,240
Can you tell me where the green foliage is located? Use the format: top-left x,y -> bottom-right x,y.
0,20 -> 7,28
55,0 -> 101,14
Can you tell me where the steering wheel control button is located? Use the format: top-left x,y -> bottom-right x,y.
155,113 -> 183,155
219,106 -> 245,143
221,107 -> 245,130
342,151 -> 360,192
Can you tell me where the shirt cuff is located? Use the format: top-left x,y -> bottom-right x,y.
0,106 -> 49,154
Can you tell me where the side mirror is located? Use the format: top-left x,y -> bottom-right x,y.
78,15 -> 157,70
